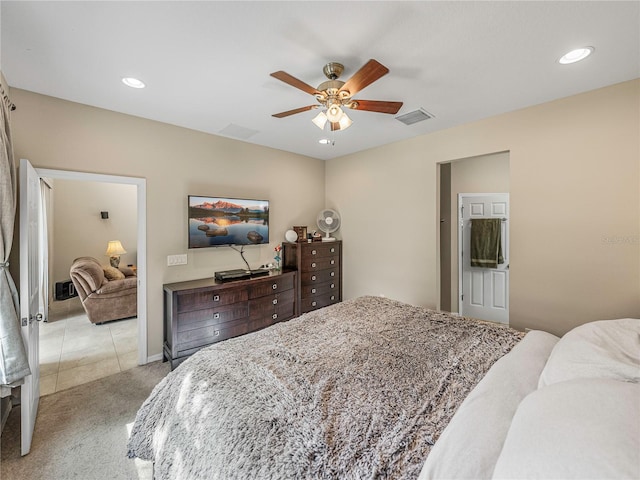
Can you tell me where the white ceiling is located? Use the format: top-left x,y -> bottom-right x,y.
2,1 -> 638,160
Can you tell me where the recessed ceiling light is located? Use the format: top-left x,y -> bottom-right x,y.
122,77 -> 146,89
558,47 -> 594,65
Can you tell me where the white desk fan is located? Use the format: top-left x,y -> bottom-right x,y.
317,209 -> 341,241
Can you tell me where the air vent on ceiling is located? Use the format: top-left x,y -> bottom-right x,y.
219,123 -> 259,140
395,108 -> 435,125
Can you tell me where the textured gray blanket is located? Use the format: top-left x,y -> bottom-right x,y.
127,296 -> 523,479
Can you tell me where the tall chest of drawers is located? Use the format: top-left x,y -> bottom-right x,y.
163,270 -> 296,369
283,240 -> 342,315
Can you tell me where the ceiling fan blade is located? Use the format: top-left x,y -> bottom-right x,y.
339,59 -> 389,97
349,100 -> 403,114
272,105 -> 318,118
270,71 -> 320,96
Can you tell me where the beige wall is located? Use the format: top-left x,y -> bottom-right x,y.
50,179 -> 137,285
9,80 -> 640,348
327,79 -> 640,336
448,152 -> 510,311
10,89 -> 326,358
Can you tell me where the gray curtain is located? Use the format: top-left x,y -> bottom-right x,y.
0,84 -> 31,385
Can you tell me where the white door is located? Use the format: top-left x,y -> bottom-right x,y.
459,193 -> 509,324
19,158 -> 43,455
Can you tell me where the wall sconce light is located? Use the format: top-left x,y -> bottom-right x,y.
101,211 -> 109,219
106,240 -> 127,267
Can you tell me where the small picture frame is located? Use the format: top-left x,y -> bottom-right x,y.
293,226 -> 307,242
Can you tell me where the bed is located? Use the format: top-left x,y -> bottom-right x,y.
127,296 -> 640,479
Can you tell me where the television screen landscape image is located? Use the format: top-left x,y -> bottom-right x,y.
188,195 -> 269,248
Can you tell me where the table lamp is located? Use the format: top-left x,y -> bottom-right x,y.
106,240 -> 126,267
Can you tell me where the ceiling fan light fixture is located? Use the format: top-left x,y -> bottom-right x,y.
326,103 -> 344,122
338,112 -> 352,130
271,59 -> 400,132
312,111 -> 328,129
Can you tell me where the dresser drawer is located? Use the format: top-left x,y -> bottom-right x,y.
176,316 -> 251,354
300,293 -> 339,313
248,304 -> 294,331
177,287 -> 247,313
248,274 -> 294,299
176,303 -> 248,332
300,268 -> 339,285
301,243 -> 340,260
299,255 -> 339,272
249,289 -> 296,322
300,279 -> 339,299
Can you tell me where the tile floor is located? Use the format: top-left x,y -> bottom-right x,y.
40,297 -> 139,396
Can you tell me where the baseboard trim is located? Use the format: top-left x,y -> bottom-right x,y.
146,353 -> 163,364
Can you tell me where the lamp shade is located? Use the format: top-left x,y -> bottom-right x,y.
338,112 -> 352,130
312,111 -> 328,130
326,104 -> 343,122
106,240 -> 127,256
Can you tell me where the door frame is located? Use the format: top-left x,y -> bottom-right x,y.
34,167 -> 148,364
457,192 -> 510,322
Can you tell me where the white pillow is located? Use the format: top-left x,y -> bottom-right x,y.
418,330 -> 559,480
538,318 -> 640,388
492,378 -> 640,479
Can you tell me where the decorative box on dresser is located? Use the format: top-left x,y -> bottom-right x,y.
283,240 -> 342,316
163,270 -> 296,369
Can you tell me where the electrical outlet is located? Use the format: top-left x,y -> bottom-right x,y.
167,254 -> 187,266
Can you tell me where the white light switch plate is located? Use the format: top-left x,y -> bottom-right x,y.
167,254 -> 187,266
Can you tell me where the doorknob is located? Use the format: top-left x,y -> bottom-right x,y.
26,313 -> 43,324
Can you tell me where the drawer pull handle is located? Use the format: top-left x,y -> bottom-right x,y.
311,262 -> 316,268
311,288 -> 316,294
272,313 -> 278,320
311,250 -> 316,255
312,301 -> 317,307
330,295 -> 335,301
330,272 -> 335,277
272,283 -> 278,290
214,330 -> 220,337
330,260 -> 335,265
330,283 -> 335,289
311,275 -> 316,281
213,313 -> 220,319
330,247 -> 335,253
213,295 -> 220,302
272,298 -> 278,305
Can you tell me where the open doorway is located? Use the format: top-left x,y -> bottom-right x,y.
35,169 -> 147,396
438,151 -> 510,321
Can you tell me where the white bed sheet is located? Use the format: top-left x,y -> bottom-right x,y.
418,330 -> 559,480
492,378 -> 640,479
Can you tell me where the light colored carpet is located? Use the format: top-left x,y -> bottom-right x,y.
1,360 -> 170,480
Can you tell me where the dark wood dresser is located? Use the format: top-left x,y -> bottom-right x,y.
163,270 -> 296,369
283,240 -> 342,315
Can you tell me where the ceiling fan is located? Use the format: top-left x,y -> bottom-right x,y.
270,59 -> 403,132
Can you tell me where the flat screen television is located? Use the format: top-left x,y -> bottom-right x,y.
188,195 -> 269,248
